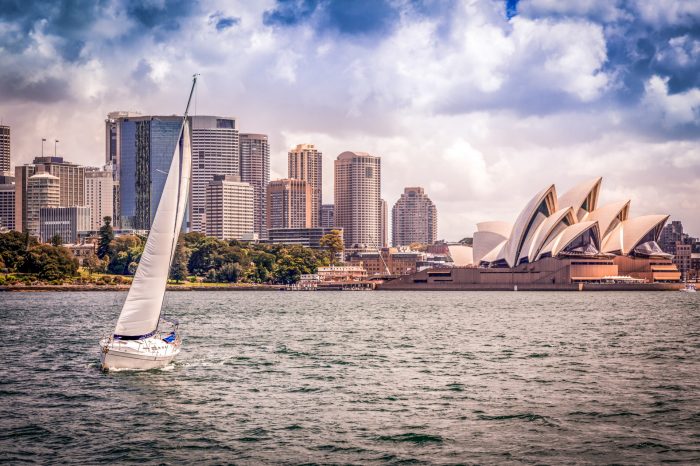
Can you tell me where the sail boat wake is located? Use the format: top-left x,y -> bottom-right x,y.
99,76 -> 197,371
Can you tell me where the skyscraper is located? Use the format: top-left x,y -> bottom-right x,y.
85,167 -> 114,230
288,143 -> 322,227
118,115 -> 182,230
266,179 -> 312,230
0,125 -> 9,174
391,187 -> 438,246
240,133 -> 270,238
320,204 -> 335,228
205,175 -> 254,240
190,116 -> 239,233
380,198 -> 388,248
334,151 -> 381,250
105,111 -> 141,227
14,157 -> 85,233
0,174 -> 15,231
26,172 -> 60,238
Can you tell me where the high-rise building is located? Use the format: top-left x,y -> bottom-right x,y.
39,205 -> 91,243
0,174 -> 15,231
674,242 -> 692,279
320,204 -> 335,228
240,133 -> 270,238
266,179 -> 312,230
0,125 -> 9,174
31,157 -> 85,207
391,187 -> 438,246
660,220 -> 688,255
26,172 -> 60,238
288,143 -> 322,227
105,111 -> 142,227
85,167 -> 114,231
14,157 -> 85,233
205,175 -> 254,240
380,198 -> 388,248
334,151 -> 381,250
190,116 -> 239,233
118,115 -> 182,230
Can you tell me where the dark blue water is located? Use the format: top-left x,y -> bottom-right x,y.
1,291 -> 699,464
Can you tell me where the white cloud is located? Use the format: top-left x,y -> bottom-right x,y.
642,75 -> 700,126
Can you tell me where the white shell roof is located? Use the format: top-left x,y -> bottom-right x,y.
601,214 -> 669,255
537,220 -> 599,259
476,221 -> 513,237
558,177 -> 602,220
447,245 -> 474,266
481,239 -> 507,264
503,185 -> 557,267
473,230 -> 509,264
583,200 -> 630,240
519,206 -> 576,263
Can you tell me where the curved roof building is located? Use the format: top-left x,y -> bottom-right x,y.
475,177 -> 671,267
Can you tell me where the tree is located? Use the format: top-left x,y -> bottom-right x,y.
107,235 -> 143,275
170,236 -> 189,283
21,245 -> 78,281
320,229 -> 344,266
98,216 -> 114,259
0,231 -> 36,271
50,234 -> 63,247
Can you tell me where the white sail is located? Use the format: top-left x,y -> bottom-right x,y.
113,119 -> 191,338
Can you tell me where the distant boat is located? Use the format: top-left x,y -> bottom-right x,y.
680,283 -> 696,293
99,76 -> 197,371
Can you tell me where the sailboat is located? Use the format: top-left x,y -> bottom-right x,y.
99,76 -> 196,371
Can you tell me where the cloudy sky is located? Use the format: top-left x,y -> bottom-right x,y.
1,0 -> 699,240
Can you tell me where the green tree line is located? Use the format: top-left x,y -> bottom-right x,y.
0,231 -> 78,281
94,217 -> 343,284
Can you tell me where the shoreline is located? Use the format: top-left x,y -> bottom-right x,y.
0,283 -> 689,292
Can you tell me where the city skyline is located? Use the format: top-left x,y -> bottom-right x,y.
0,1 -> 698,239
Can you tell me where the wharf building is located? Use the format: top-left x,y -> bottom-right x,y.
84,167 -> 114,231
265,227 -> 344,250
288,144 -> 322,227
334,151 -> 381,251
381,177 -> 682,290
39,205 -> 91,244
15,157 -> 85,234
320,204 -> 335,228
392,187 -> 437,247
0,124 -> 9,174
25,172 -> 60,238
240,133 -> 270,239
205,175 -> 254,241
0,174 -> 15,231
348,248 -> 426,276
266,179 -> 312,230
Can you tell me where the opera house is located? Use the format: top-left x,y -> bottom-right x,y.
381,177 -> 682,290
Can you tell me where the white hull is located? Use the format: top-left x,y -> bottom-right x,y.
100,337 -> 180,371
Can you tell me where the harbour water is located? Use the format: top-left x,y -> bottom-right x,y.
1,291 -> 699,464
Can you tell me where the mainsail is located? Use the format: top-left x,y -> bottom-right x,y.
113,83 -> 194,339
